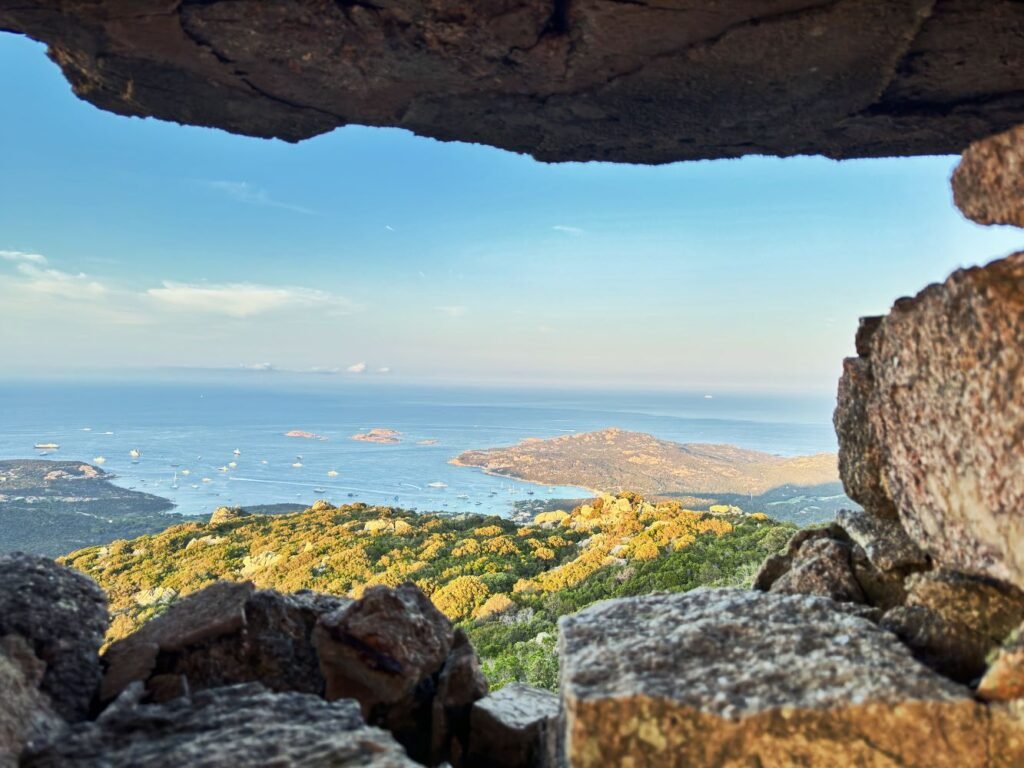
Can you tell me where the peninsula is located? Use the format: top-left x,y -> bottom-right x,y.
0,459 -> 181,557
453,428 -> 843,501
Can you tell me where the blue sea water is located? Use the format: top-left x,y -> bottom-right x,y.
0,376 -> 839,518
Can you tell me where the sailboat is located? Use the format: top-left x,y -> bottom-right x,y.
233,449 -> 242,456
171,472 -> 179,490
129,449 -> 141,459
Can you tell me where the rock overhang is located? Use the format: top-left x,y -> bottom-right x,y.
3,0 -> 1024,163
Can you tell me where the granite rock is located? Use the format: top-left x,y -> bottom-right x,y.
0,553 -> 107,721
559,589 -> 1007,767
838,254 -> 1024,590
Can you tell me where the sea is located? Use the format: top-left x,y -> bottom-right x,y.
0,376 -> 840,519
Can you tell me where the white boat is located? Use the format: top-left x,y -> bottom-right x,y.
219,466 -> 229,472
181,469 -> 191,476
261,460 -> 269,465
93,456 -> 106,465
228,461 -> 237,469
34,443 -> 59,450
129,449 -> 141,459
327,470 -> 339,477
81,427 -> 92,432
202,477 -> 213,484
292,462 -> 303,468
233,449 -> 242,456
428,481 -> 448,489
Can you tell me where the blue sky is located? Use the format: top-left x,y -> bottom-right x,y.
1,33 -> 1021,392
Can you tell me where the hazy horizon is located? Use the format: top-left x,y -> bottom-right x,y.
3,33 -> 1023,393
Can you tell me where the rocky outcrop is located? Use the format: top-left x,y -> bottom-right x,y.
466,683 -> 560,768
978,628 -> 1024,702
953,124 -> 1024,226
208,506 -> 249,525
834,254 -> 1024,592
0,553 -> 107,722
5,2 -> 1024,163
22,683 -> 416,767
559,588 -> 1014,767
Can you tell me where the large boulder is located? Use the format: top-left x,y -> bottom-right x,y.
22,683 -> 416,767
101,581 -> 350,704
953,124 -> 1024,227
559,589 -> 1014,767
466,683 -> 560,768
0,553 -> 107,721
834,254 -> 1024,591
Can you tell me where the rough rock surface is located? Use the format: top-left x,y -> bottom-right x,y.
22,682 -> 416,767
559,588 -> 1011,767
0,553 -> 107,721
101,582 -> 350,704
768,537 -> 865,603
953,124 -> 1024,226
881,571 -> 1024,682
0,635 -> 65,767
836,508 -> 928,572
5,2 -> 1024,163
467,683 -> 559,768
835,253 -> 1024,590
314,584 -> 457,763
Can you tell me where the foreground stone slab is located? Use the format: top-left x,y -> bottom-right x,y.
22,683 -> 416,767
467,683 -> 560,768
835,254 -> 1024,591
0,553 -> 107,721
4,2 -> 1024,163
559,589 -> 1008,767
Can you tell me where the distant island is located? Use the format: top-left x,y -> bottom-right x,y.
0,459 -> 182,557
351,428 -> 402,444
453,428 -> 851,523
284,430 -> 328,441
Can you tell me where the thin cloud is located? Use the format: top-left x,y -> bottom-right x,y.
377,367 -> 391,374
552,225 -> 585,235
347,361 -> 367,374
0,250 -> 48,264
385,225 -> 395,232
436,305 -> 468,318
12,262 -> 107,300
146,281 -> 359,319
204,180 -> 316,215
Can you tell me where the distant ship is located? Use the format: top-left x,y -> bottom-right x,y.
233,449 -> 242,456
292,462 -> 303,468
129,449 -> 141,459
428,481 -> 448,489
181,469 -> 191,476
93,456 -> 106,465
314,487 -> 326,493
34,443 -> 59,450
327,470 -> 339,477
